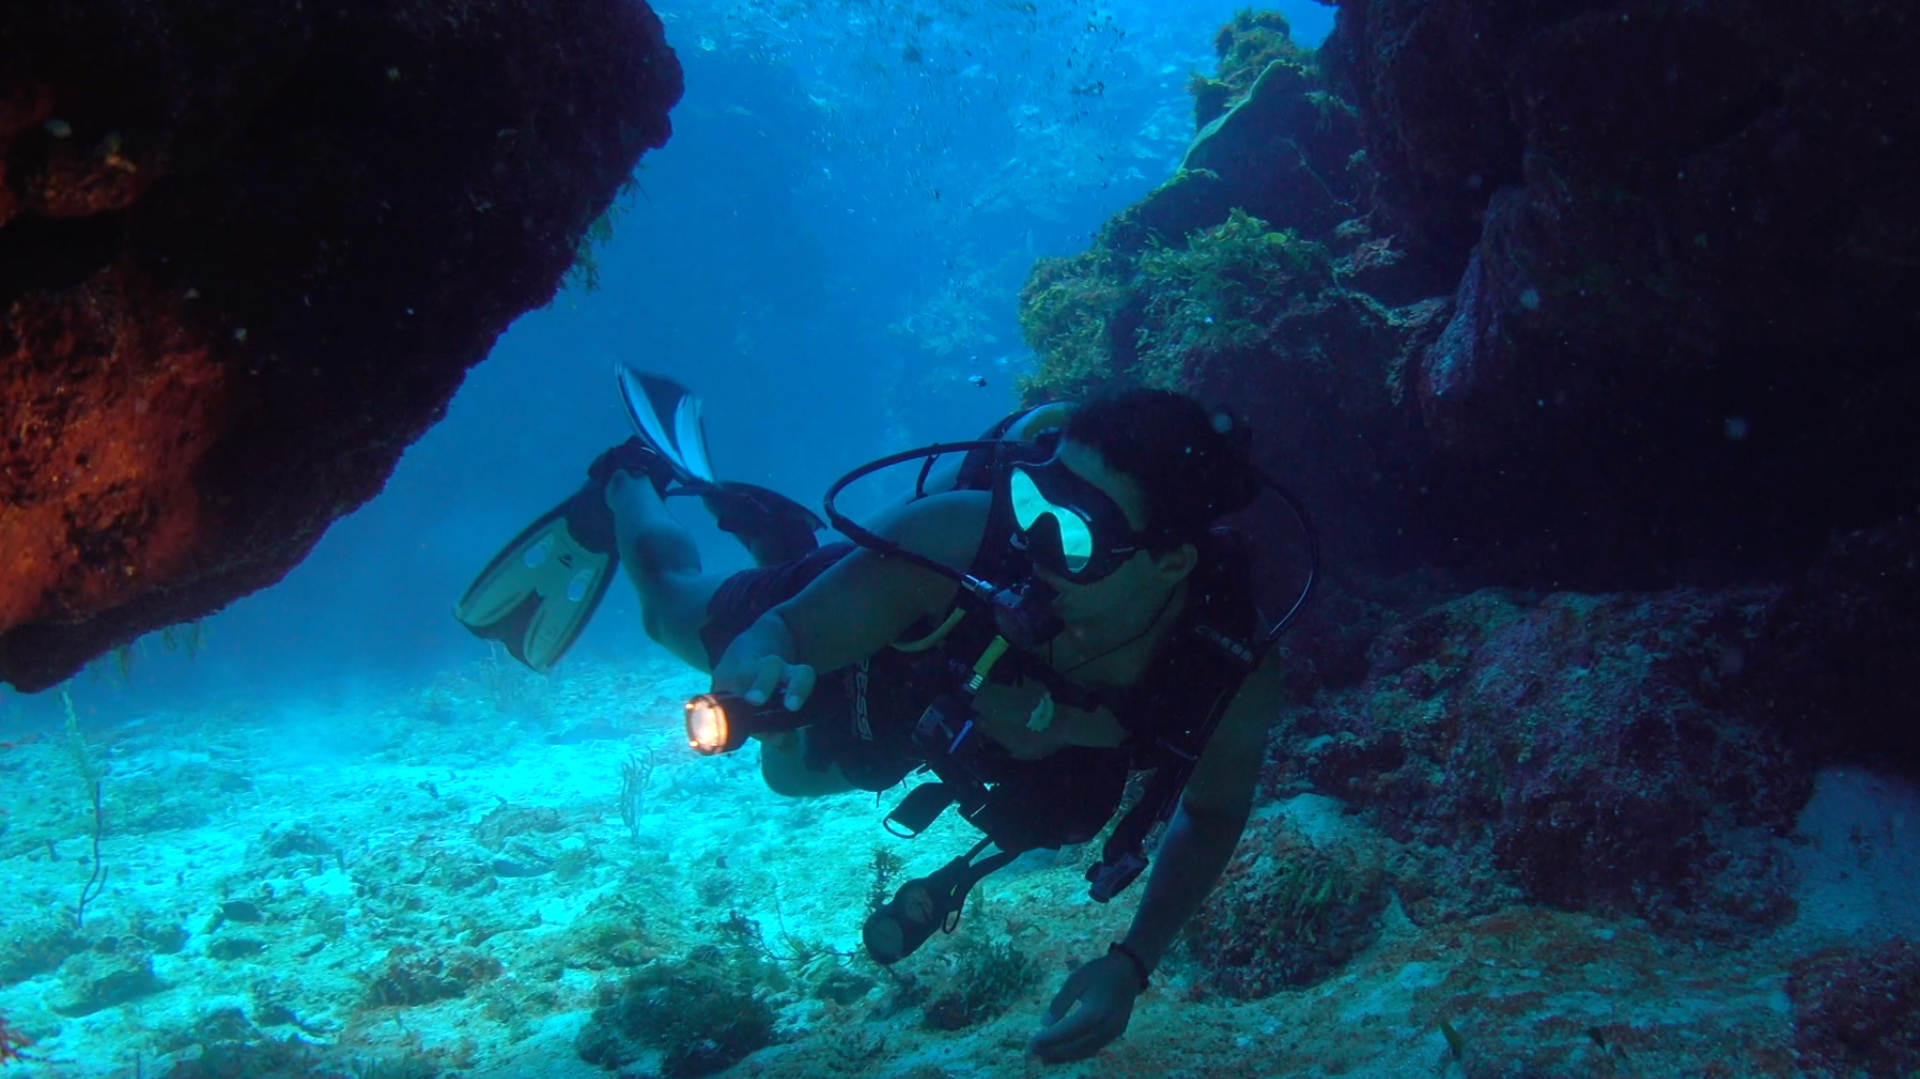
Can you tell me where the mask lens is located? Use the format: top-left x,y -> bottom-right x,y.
1054,513 -> 1094,573
1011,467 -> 1096,574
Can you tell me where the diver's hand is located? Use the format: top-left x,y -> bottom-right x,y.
712,627 -> 816,712
731,655 -> 817,712
1027,952 -> 1142,1063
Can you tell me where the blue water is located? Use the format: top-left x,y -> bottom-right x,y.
30,0 -> 1334,719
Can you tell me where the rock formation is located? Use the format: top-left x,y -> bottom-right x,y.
0,0 -> 682,690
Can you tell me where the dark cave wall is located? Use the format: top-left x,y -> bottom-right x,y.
0,0 -> 683,691
1318,0 -> 1920,587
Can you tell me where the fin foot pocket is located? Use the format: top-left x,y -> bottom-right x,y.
701,482 -> 826,566
590,436 -> 683,499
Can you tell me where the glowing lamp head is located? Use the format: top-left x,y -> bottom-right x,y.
685,693 -> 736,755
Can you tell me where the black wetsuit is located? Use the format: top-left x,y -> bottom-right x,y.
695,499 -> 1261,853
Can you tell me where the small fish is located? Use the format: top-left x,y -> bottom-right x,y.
1438,1019 -> 1466,1061
1586,1027 -> 1628,1059
968,374 -> 987,388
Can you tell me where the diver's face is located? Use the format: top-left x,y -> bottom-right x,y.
1033,440 -> 1195,626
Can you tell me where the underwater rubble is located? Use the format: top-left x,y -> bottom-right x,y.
1,648 -> 1915,1077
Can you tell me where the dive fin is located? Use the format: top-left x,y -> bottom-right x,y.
613,362 -> 825,566
615,362 -> 717,488
454,479 -> 618,673
700,481 -> 827,566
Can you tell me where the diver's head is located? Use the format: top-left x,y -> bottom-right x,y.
1008,389 -> 1259,623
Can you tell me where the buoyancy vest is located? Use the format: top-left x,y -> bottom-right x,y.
880,489 -> 1263,859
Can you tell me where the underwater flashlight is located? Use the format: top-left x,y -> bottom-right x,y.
684,692 -> 809,756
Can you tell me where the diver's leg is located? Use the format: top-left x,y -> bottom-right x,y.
604,471 -> 726,671
757,732 -> 857,797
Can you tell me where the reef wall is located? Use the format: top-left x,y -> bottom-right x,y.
0,0 -> 682,691
1019,4 -> 1920,949
1022,1 -> 1920,592
1325,0 -> 1920,589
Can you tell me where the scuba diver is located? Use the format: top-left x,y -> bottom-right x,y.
455,363 -> 1314,1064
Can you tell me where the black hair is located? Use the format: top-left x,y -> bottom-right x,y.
1063,388 -> 1261,551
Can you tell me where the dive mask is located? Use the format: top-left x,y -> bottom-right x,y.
1006,451 -> 1154,583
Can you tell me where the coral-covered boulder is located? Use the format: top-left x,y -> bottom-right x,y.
0,0 -> 681,691
1284,586 -> 1808,938
1021,199 -> 1450,578
576,954 -> 776,1077
1113,11 -> 1365,258
1174,62 -> 1360,250
1184,802 -> 1388,997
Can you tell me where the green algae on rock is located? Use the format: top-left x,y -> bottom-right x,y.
1018,209 -> 1341,401
1184,808 -> 1388,998
1189,9 -> 1318,131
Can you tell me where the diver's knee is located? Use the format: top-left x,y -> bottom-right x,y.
758,735 -> 851,798
639,605 -> 673,647
637,574 -> 710,644
761,769 -> 814,799
758,736 -> 812,797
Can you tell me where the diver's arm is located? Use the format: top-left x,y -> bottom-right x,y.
1028,660 -> 1281,1063
1118,653 -> 1282,972
712,491 -> 986,703
770,490 -> 985,672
